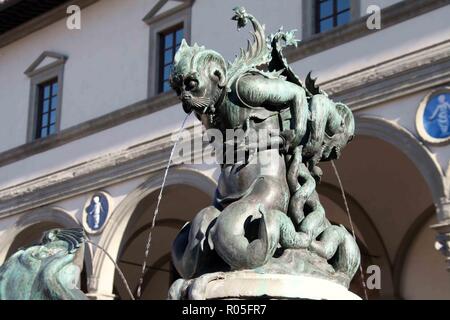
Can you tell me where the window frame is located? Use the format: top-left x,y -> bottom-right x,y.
35,78 -> 59,139
25,52 -> 66,142
144,0 -> 192,97
315,0 -> 352,34
158,23 -> 184,94
302,0 -> 360,39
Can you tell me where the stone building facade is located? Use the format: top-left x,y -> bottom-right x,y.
0,0 -> 449,299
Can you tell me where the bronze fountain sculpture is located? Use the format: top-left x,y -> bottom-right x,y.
168,7 -> 360,300
0,7 -> 360,300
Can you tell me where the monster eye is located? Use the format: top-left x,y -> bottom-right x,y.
185,79 -> 198,91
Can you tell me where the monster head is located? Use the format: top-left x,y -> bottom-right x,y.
170,39 -> 227,115
0,228 -> 87,300
321,102 -> 355,161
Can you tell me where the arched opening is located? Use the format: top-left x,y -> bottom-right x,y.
113,184 -> 212,300
398,211 -> 450,299
318,192 -> 382,300
316,125 -> 437,298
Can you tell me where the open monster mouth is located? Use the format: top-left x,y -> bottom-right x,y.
181,96 -> 219,114
181,87 -> 224,115
40,228 -> 86,293
182,95 -> 215,114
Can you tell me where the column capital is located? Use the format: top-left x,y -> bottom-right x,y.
431,218 -> 450,271
436,197 -> 450,221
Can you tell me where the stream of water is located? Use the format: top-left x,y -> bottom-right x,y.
135,112 -> 192,299
331,160 -> 369,300
84,239 -> 135,300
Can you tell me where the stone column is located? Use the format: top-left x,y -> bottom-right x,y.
431,198 -> 450,271
86,275 -> 118,300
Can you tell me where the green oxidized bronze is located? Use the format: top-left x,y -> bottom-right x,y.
169,7 -> 359,299
0,229 -> 87,300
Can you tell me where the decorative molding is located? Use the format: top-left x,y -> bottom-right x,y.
0,0 -> 99,49
24,51 -> 67,77
0,124 -> 205,218
143,0 -> 194,26
0,92 -> 179,168
142,0 -> 169,23
323,39 -> 450,111
287,0 -> 450,62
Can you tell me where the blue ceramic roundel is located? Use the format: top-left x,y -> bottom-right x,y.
85,193 -> 109,231
422,93 -> 450,140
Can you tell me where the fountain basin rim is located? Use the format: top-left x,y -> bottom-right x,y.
200,271 -> 362,300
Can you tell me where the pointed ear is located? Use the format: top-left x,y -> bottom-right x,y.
214,69 -> 227,88
180,38 -> 189,48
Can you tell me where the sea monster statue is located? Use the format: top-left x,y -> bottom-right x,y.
0,228 -> 88,300
169,7 -> 360,300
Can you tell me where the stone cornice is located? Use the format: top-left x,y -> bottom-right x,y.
0,125 -> 205,218
323,39 -> 450,110
0,92 -> 179,168
0,0 -> 99,48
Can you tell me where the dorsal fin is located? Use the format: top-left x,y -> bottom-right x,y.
227,7 -> 271,87
305,72 -> 324,95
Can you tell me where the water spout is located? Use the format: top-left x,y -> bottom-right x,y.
136,112 -> 192,299
331,160 -> 369,300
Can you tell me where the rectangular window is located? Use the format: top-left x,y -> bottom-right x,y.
36,78 -> 58,139
158,25 -> 184,93
315,0 -> 351,33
